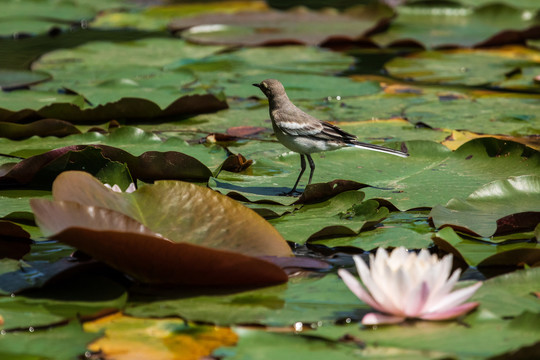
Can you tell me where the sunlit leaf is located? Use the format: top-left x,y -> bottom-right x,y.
30,171 -> 292,286
84,313 -> 237,360
430,175 -> 540,237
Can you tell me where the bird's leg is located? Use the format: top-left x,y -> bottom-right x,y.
288,154 -> 306,195
306,154 -> 315,185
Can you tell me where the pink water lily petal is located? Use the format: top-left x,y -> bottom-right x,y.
362,312 -> 406,325
404,281 -> 430,317
419,301 -> 480,321
427,281 -> 482,313
355,255 -> 402,315
337,269 -> 384,312
424,267 -> 461,310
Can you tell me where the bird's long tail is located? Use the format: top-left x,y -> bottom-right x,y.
349,141 -> 409,158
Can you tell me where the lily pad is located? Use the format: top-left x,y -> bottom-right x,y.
126,274 -> 365,326
229,138 -> 539,210
30,171 -> 292,286
0,321 -> 100,360
403,92 -> 540,136
314,311 -> 540,360
270,191 -> 389,245
309,210 -> 433,250
0,69 -> 51,91
432,226 -> 540,268
83,313 -> 238,360
0,38 -> 230,122
430,175 -> 540,237
173,6 -> 393,47
371,3 -> 540,48
0,145 -> 212,188
0,119 -> 81,140
0,0 -> 135,36
172,46 -> 381,99
385,46 -> 540,92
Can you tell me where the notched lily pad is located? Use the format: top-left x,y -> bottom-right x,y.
270,191 -> 389,244
430,175 -> 540,237
30,171 -> 293,286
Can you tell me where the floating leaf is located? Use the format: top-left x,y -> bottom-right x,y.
314,312 -> 540,359
0,119 -> 81,140
0,145 -> 212,187
174,6 -> 393,47
270,191 -> 389,245
0,321 -> 100,360
385,46 -> 540,92
84,313 -> 238,360
430,175 -> 540,237
432,226 -> 539,268
371,3 -> 540,48
127,274 -> 364,326
0,69 -> 51,90
30,171 -> 292,286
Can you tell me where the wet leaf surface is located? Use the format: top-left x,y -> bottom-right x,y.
2,0 -> 540,357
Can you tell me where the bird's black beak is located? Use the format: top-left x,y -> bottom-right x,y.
252,83 -> 261,88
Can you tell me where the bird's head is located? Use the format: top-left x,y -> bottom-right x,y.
252,79 -> 286,99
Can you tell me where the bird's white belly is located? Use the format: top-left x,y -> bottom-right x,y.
273,124 -> 341,154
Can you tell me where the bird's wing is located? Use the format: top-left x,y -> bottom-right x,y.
318,121 -> 357,143
272,107 -> 324,136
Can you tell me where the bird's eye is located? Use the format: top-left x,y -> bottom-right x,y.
262,82 -> 269,89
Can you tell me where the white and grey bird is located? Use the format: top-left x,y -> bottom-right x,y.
253,78 -> 409,194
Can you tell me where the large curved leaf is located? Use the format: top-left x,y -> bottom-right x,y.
30,171 -> 292,286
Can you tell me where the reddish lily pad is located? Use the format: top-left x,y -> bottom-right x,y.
30,171 -> 292,286
0,145 -> 212,187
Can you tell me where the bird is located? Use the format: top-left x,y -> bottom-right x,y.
253,79 -> 409,195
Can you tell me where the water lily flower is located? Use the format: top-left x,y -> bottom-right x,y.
338,247 -> 482,325
104,183 -> 136,193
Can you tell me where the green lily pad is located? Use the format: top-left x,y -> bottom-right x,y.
372,3 -> 540,48
309,210 -> 434,250
127,273 -> 365,326
385,46 -> 540,92
227,138 -> 539,210
430,175 -> 540,237
0,274 -> 127,330
0,321 -> 100,360
432,226 -> 540,268
174,6 -> 393,47
0,0 -> 135,36
404,92 -> 540,136
471,267 -> 540,318
270,191 -> 389,244
0,38 -> 229,122
314,311 -> 540,360
172,46 -> 381,99
0,69 -> 51,91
